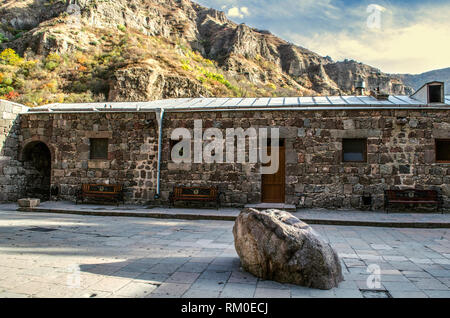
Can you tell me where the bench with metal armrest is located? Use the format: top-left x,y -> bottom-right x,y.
169,186 -> 222,209
76,184 -> 124,206
384,189 -> 443,213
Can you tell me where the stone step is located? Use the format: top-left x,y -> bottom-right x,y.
244,203 -> 297,212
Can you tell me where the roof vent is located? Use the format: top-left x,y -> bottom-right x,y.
355,78 -> 366,96
411,81 -> 444,104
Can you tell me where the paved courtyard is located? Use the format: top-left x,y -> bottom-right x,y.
0,209 -> 449,298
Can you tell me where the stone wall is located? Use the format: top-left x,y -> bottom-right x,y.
0,100 -> 29,202
160,109 -> 450,211
20,112 -> 159,203
18,108 -> 450,211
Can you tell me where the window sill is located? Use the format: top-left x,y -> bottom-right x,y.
342,161 -> 368,164
87,160 -> 111,169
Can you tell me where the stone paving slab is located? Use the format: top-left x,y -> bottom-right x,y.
0,209 -> 449,298
2,201 -> 450,228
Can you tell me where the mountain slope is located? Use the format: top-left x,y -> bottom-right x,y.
395,67 -> 450,94
0,0 -> 412,106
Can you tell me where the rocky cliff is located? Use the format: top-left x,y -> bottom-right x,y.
0,0 -> 412,105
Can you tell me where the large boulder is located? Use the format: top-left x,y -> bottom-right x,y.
233,208 -> 344,290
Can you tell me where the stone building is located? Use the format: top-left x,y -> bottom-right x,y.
1,81 -> 449,211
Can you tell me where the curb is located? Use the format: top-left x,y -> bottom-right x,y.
17,208 -> 450,229
302,219 -> 450,229
17,208 -> 237,222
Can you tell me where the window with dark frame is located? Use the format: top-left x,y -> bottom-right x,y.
89,138 -> 108,160
342,139 -> 367,162
429,85 -> 443,103
436,139 -> 450,163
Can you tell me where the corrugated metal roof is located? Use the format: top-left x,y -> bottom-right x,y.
26,95 -> 450,113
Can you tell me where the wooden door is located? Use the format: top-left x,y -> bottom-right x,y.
262,140 -> 285,203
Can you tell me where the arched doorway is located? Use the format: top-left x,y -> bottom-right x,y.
22,141 -> 52,201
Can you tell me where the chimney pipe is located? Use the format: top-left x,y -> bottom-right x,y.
355,79 -> 366,96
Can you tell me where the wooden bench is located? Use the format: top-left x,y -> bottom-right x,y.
384,189 -> 443,213
169,186 -> 221,209
76,184 -> 124,206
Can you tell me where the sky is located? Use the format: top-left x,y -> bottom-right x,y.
194,0 -> 450,75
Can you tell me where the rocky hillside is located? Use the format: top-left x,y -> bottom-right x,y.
0,0 -> 412,106
396,67 -> 450,94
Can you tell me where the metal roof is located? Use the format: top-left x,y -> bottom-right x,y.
25,95 -> 450,113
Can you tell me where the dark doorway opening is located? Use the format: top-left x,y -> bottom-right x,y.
22,141 -> 52,201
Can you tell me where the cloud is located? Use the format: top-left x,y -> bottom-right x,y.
283,3 -> 450,74
226,6 -> 250,19
240,7 -> 249,16
227,7 -> 242,18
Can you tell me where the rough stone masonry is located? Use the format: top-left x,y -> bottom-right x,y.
8,106 -> 449,212
0,100 -> 29,202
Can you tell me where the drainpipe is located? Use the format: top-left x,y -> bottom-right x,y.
154,108 -> 165,199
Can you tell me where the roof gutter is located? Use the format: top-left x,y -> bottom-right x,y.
163,106 -> 450,112
22,105 -> 450,115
